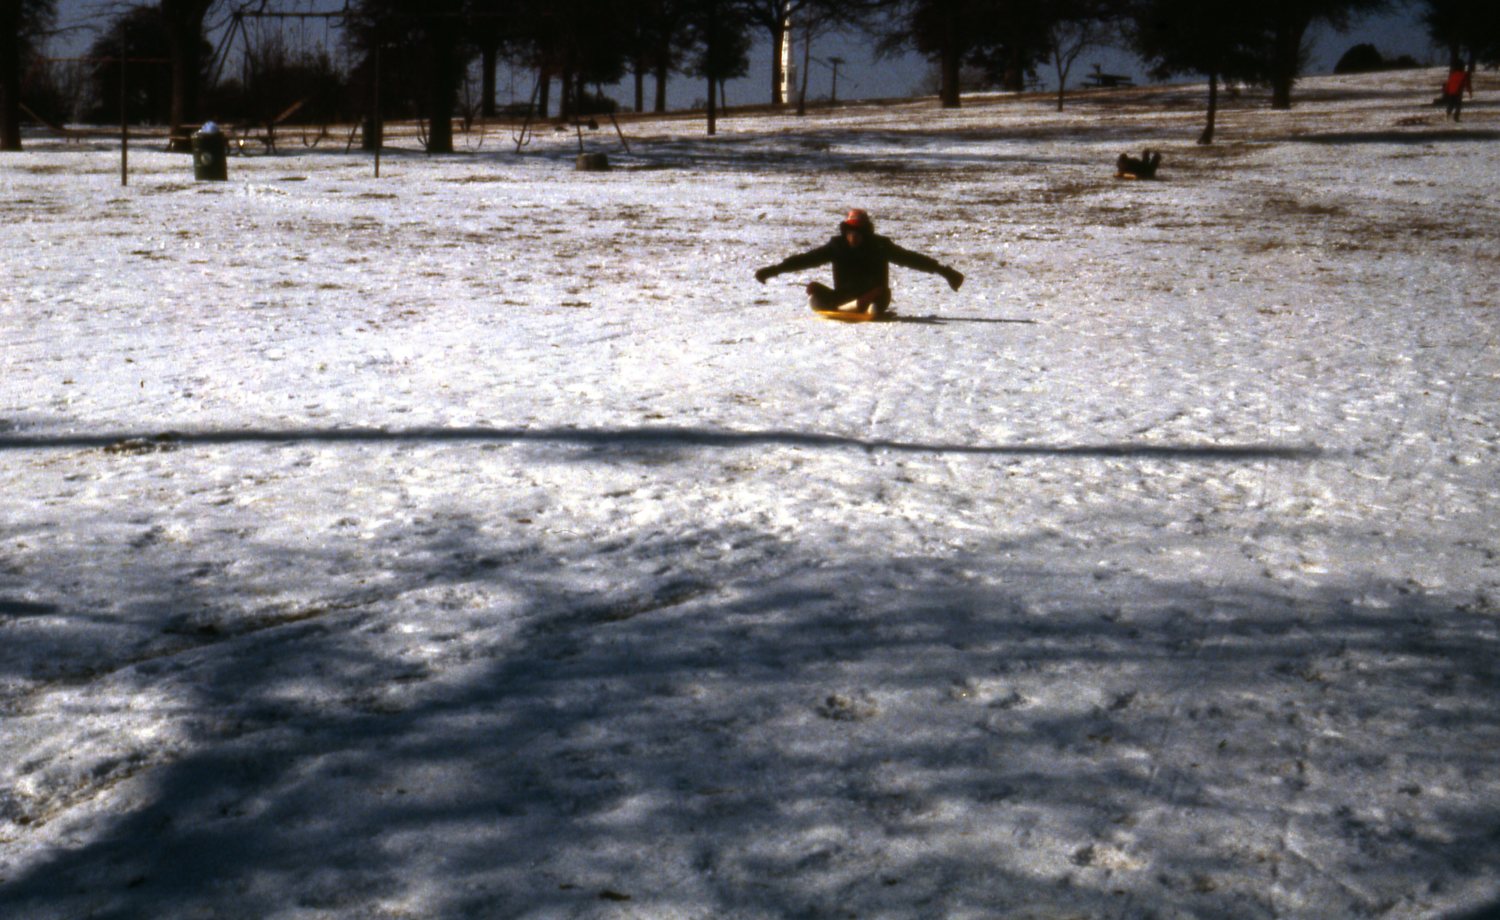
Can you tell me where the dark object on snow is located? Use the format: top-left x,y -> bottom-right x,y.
576,152 -> 610,171
1116,149 -> 1162,180
192,124 -> 228,181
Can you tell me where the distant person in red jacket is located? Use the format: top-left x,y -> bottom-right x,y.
1442,66 -> 1473,122
754,209 -> 963,317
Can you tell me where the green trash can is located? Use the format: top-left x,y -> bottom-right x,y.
192,123 -> 227,181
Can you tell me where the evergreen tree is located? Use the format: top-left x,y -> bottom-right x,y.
85,7 -> 177,125
1424,0 -> 1500,68
1128,0 -> 1271,143
468,0 -> 529,118
879,0 -> 992,108
882,0 -> 1053,106
349,0 -> 468,153
971,0 -> 1056,93
685,0 -> 751,133
1263,0 -> 1388,110
1,0 -> 57,150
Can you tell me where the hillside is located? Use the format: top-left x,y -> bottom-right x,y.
2,67 -> 1498,918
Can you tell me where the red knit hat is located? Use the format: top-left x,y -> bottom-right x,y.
840,209 -> 874,233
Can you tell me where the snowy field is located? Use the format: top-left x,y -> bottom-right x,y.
2,68 -> 1499,919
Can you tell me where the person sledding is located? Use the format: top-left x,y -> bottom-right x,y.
754,209 -> 964,317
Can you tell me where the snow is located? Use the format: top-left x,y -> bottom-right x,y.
3,69 -> 1499,918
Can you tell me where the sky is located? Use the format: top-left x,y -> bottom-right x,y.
44,1 -> 1444,112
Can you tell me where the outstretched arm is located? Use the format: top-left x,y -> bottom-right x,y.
886,241 -> 964,291
755,240 -> 837,283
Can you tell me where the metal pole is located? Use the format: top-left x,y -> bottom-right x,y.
608,111 -> 630,155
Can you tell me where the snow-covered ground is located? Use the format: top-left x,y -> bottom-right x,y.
2,68 -> 1498,919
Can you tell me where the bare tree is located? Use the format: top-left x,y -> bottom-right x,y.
879,0 -> 995,109
743,0 -> 857,106
1042,0 -> 1122,111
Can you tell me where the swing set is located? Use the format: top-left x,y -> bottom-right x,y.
507,72 -> 632,160
212,1 -> 349,153
21,1 -> 636,181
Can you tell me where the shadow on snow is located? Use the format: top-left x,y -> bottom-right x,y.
0,423 -> 1321,463
0,510 -> 1497,917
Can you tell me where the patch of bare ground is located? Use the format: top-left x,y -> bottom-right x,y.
0,196 -> 64,217
1169,142 -> 1271,170
1257,195 -> 1350,221
1038,179 -> 1102,205
1240,199 -> 1498,255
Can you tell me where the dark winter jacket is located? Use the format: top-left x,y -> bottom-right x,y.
765,233 -> 949,296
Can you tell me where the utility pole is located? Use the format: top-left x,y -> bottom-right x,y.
828,56 -> 843,106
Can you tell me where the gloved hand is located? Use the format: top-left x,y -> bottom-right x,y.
754,266 -> 777,284
941,267 -> 965,291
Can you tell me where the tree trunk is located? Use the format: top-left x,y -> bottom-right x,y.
1198,70 -> 1218,145
425,27 -> 458,153
1055,49 -> 1074,113
704,0 -> 718,134
633,64 -> 645,113
166,18 -> 202,147
161,0 -> 215,147
362,48 -> 382,152
481,43 -> 498,118
939,7 -> 961,109
1269,15 -> 1308,110
654,60 -> 668,113
559,65 -> 574,121
707,70 -> 717,134
0,17 -> 20,151
796,20 -> 811,115
1053,46 -> 1066,112
537,67 -> 551,120
1002,44 -> 1025,93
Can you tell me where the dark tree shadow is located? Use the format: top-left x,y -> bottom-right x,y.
1286,129 -> 1500,145
0,422 -> 1321,462
2,503 -> 1497,918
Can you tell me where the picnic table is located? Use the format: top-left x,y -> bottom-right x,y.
1083,66 -> 1135,89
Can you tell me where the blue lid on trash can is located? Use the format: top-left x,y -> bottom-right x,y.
199,121 -> 220,135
